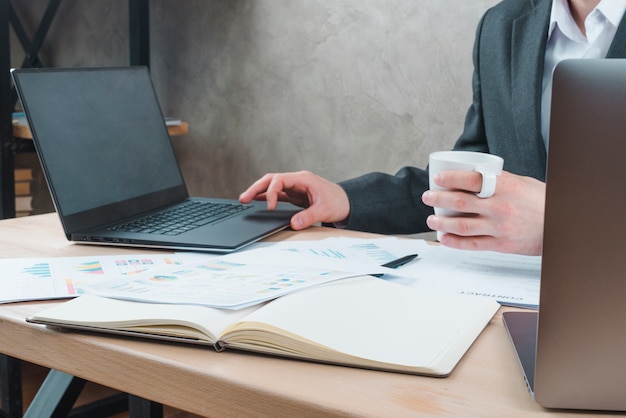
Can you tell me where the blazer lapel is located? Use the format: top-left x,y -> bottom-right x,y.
607,12 -> 626,58
510,0 -> 552,162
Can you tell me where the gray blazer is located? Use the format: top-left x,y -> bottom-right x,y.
339,0 -> 626,234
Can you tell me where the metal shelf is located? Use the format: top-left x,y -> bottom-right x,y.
0,0 -> 150,219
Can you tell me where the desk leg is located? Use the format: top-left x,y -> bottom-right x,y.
23,369 -> 85,418
19,368 -> 159,418
0,0 -> 15,219
128,395 -> 163,418
0,355 -> 22,418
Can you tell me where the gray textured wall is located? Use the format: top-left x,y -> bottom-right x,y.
11,0 -> 499,201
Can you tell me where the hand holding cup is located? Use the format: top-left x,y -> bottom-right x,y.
428,151 -> 504,240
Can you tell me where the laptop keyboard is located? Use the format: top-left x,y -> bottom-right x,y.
107,201 -> 252,236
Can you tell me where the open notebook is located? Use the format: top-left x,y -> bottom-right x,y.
28,277 -> 499,376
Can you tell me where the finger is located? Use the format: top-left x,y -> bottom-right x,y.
426,214 -> 468,238
433,170 -> 485,194
264,175 -> 290,210
240,174 -> 290,210
290,207 -> 318,230
426,213 -> 495,238
438,233 -> 499,252
239,174 -> 274,203
422,189 -> 480,214
246,192 -> 268,202
238,188 -> 255,203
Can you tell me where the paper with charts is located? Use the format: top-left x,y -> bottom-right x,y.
258,237 -> 541,308
83,248 -> 385,310
0,254 -> 188,304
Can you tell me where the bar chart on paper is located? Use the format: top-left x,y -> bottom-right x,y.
274,237 -> 425,265
22,262 -> 52,278
81,257 -> 372,310
2,254 -> 187,304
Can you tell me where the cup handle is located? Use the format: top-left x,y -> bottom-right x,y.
475,169 -> 497,198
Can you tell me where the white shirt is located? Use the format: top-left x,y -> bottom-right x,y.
541,0 -> 626,146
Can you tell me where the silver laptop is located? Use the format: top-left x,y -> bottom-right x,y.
503,59 -> 626,410
12,67 -> 299,252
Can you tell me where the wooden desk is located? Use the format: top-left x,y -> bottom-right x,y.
0,214 -> 615,417
12,121 -> 190,139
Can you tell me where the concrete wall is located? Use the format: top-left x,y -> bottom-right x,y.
10,0 -> 499,203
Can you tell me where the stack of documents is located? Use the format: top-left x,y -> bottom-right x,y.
1,237 -> 541,308
14,236 -> 544,376
81,247 -> 388,310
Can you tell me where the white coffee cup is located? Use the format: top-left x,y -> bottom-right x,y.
428,151 -> 504,240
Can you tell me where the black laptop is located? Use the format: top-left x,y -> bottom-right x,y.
12,66 -> 299,252
503,59 -> 626,410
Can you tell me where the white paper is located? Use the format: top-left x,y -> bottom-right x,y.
83,247 -> 387,310
248,236 -> 431,267
3,236 -> 541,309
386,245 -> 541,309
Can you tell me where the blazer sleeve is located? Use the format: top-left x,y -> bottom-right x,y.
338,166 -> 432,234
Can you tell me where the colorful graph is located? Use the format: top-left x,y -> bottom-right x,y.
75,261 -> 104,274
149,274 -> 179,282
307,248 -> 346,258
197,261 -> 245,271
348,242 -> 396,263
22,262 -> 51,278
65,278 -> 78,295
115,258 -> 175,275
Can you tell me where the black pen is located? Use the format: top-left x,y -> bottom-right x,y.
371,254 -> 419,277
381,254 -> 419,269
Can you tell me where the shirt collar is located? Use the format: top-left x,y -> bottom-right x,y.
547,0 -> 626,41
597,0 -> 626,27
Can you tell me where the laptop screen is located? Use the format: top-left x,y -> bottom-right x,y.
14,67 -> 185,217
